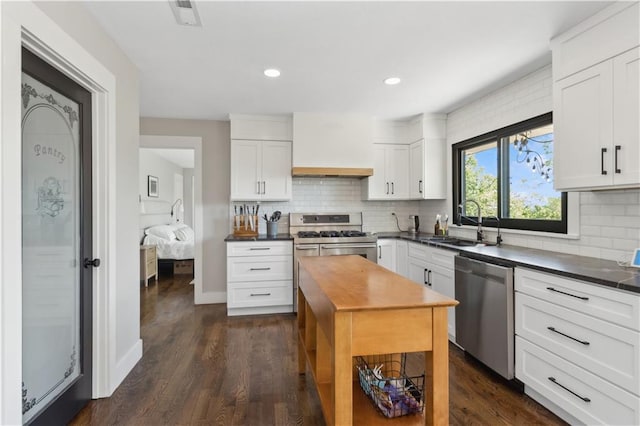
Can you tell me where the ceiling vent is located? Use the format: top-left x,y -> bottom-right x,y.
169,0 -> 202,27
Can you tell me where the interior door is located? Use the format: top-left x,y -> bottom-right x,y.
21,48 -> 94,425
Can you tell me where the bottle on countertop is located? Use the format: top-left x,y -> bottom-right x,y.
434,214 -> 441,236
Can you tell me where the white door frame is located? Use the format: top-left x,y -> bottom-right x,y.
139,136 -> 204,304
1,3 -> 117,423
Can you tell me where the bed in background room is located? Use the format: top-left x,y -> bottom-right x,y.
142,224 -> 194,276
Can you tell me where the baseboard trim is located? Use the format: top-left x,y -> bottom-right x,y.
227,305 -> 294,316
110,338 -> 143,395
195,291 -> 226,305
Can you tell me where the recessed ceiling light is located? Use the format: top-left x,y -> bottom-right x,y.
384,77 -> 401,85
264,68 -> 281,78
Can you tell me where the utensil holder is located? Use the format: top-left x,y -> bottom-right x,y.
233,215 -> 258,237
267,221 -> 278,237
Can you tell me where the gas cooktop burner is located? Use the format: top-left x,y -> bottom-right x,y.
297,230 -> 367,238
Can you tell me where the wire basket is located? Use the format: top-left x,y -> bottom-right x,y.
356,354 -> 425,418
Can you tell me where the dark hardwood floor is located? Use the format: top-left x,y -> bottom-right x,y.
70,275 -> 566,425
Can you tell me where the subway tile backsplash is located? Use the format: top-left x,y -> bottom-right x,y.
242,177 -> 423,234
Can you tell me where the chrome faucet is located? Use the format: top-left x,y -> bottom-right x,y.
457,199 -> 483,242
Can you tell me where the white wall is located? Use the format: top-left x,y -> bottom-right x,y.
435,64 -> 640,262
139,149 -> 184,234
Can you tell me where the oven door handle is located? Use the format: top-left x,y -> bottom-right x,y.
320,244 -> 377,249
295,245 -> 319,250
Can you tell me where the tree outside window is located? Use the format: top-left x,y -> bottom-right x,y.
454,113 -> 567,234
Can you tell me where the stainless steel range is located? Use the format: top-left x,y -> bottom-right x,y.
290,212 -> 378,312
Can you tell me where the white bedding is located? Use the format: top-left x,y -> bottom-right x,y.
142,224 -> 194,260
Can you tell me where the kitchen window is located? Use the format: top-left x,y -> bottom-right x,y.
453,112 -> 567,233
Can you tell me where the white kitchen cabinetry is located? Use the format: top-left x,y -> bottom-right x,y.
226,241 -> 293,316
377,239 -> 396,272
552,3 -> 639,191
363,144 -> 409,199
396,240 -> 408,278
407,242 -> 456,341
409,138 -> 446,199
230,139 -> 292,201
515,268 -> 640,425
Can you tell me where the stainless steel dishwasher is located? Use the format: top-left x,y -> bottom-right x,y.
455,254 -> 515,380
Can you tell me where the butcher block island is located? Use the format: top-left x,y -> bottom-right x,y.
297,255 -> 458,426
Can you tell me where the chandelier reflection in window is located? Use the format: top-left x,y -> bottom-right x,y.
512,132 -> 553,182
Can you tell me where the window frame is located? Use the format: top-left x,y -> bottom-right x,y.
452,112 -> 568,234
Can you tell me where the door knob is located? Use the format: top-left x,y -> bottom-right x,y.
83,258 -> 101,268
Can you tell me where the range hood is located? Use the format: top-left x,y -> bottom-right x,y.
291,167 -> 373,178
292,113 -> 374,177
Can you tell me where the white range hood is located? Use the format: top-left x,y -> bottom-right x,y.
292,113 -> 374,177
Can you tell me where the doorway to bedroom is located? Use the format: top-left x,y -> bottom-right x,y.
138,135 -> 204,306
139,147 -> 195,283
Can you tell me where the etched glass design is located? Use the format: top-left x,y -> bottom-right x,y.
21,72 -> 81,423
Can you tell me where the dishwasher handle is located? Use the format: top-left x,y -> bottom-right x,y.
455,255 -> 513,282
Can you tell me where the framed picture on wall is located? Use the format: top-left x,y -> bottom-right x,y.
148,175 -> 158,197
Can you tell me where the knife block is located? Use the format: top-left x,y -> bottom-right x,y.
233,215 -> 259,237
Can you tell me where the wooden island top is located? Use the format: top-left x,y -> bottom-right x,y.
297,255 -> 458,426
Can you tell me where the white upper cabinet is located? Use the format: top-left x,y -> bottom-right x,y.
552,3 -> 639,191
407,114 -> 447,200
230,114 -> 292,141
230,140 -> 292,201
230,115 -> 292,201
410,138 -> 446,199
364,114 -> 446,200
363,144 -> 409,199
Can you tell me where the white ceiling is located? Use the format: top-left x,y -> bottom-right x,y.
83,1 -> 613,121
143,148 -> 195,169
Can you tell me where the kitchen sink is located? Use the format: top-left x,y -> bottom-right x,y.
419,236 -> 483,247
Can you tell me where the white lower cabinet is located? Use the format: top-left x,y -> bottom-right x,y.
396,240 -> 408,278
377,239 -> 396,272
226,241 -> 293,316
515,267 -> 640,424
407,242 -> 456,342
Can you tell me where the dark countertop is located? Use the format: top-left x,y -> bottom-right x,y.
376,232 -> 640,294
224,233 -> 293,242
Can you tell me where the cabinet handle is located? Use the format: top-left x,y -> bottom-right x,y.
424,269 -> 431,286
419,180 -> 423,194
615,145 -> 621,174
249,267 -> 271,271
547,326 -> 590,346
424,269 -> 428,285
262,181 -> 266,194
546,287 -> 589,301
386,182 -> 389,194
378,245 -> 382,259
391,182 -> 394,194
548,377 -> 591,403
428,270 -> 432,286
256,181 -> 261,194
601,147 -> 607,175
250,292 -> 271,297
249,247 -> 270,251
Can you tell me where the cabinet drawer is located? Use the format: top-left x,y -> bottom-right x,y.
146,259 -> 157,273
516,336 -> 640,426
227,280 -> 293,308
227,255 -> 292,282
515,268 -> 640,330
227,241 -> 292,256
428,246 -> 455,269
408,242 -> 429,260
516,293 -> 640,395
